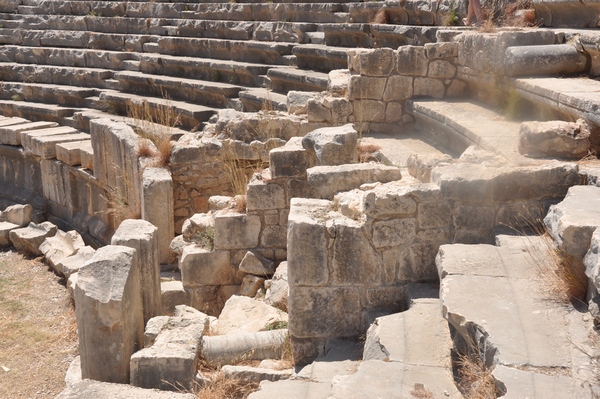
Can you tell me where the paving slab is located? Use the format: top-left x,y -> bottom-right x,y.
408,99 -> 526,164
437,235 -> 597,398
56,140 -> 92,166
56,379 -> 196,399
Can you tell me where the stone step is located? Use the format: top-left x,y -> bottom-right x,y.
55,140 -> 93,166
267,67 -> 329,93
0,45 -> 139,70
152,37 -> 295,65
292,44 -> 349,72
238,88 -> 288,113
29,131 -> 91,159
57,379 -> 196,399
138,53 -> 277,87
20,126 -> 80,152
341,287 -> 461,398
370,24 -> 438,48
408,99 -> 527,164
0,100 -> 77,123
0,120 -> 58,145
11,2 -> 348,21
507,76 -> 600,126
98,90 -> 217,130
437,235 -> 596,398
0,62 -> 114,89
113,70 -> 243,108
0,81 -> 98,107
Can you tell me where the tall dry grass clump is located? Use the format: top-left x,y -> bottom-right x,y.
194,372 -> 259,399
127,97 -> 181,168
456,350 -> 498,399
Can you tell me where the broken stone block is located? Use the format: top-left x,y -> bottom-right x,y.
9,221 -> 58,256
545,185 -> 600,261
307,163 -> 402,199
161,280 -> 189,316
112,219 -> 161,325
55,246 -> 96,279
269,137 -> 310,179
56,379 -> 196,398
518,119 -> 591,159
39,230 -> 86,272
265,262 -> 289,310
407,153 -> 453,183
222,365 -> 292,383
3,204 -> 32,226
348,48 -> 395,77
130,306 -> 207,391
213,213 -> 261,250
287,91 -> 320,115
180,246 -> 241,287
64,356 -> 81,389
328,69 -> 350,96
240,275 -> 265,298
216,295 -> 288,335
202,329 -> 288,368
75,245 -> 144,384
142,167 -> 174,264
301,124 -> 358,166
144,316 -> 170,348
0,221 -> 19,247
246,178 -> 286,211
239,250 -> 276,276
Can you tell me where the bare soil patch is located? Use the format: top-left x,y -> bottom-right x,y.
0,249 -> 77,398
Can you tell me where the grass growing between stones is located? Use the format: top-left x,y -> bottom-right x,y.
455,351 -> 498,399
127,97 -> 180,168
0,250 -> 78,398
194,371 -> 259,399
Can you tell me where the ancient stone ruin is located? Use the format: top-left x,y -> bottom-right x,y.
0,0 -> 599,397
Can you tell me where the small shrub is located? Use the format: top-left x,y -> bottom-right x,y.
264,320 -> 288,330
10,94 -> 23,102
443,1 -> 460,26
358,143 -> 382,163
192,226 -> 214,251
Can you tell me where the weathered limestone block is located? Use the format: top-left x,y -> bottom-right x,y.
269,137 -> 310,179
289,286 -> 361,338
56,380 -> 196,399
301,124 -> 358,166
265,262 -> 289,309
413,77 -> 445,98
161,280 -> 189,316
425,42 -> 458,59
427,60 -> 456,78
287,199 -> 330,287
180,246 -> 241,288
222,365 -> 292,383
545,185 -> 600,261
111,219 -> 161,325
130,306 -> 207,391
240,275 -> 265,297
287,91 -> 320,115
0,221 -> 20,247
418,201 -> 452,230
202,329 -> 288,368
372,218 -> 417,249
144,316 -> 170,348
407,153 -> 453,182
181,213 -> 215,245
213,213 -> 261,250
333,217 -> 382,283
348,48 -> 395,76
75,246 -> 144,383
39,230 -> 86,271
353,99 -> 386,123
585,228 -> 600,298
90,119 -> 141,217
3,203 -> 33,226
328,69 -> 350,96
518,120 -> 591,159
325,96 -> 353,124
348,76 -> 387,100
307,163 -> 402,199
9,221 -> 57,256
307,99 -> 332,123
383,75 -> 413,102
505,44 -> 589,77
142,167 -> 174,264
215,295 -> 288,335
260,224 -> 287,248
396,46 -> 428,76
246,178 -> 286,211
239,250 -> 276,276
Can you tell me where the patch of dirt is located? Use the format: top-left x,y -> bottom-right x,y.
0,249 -> 78,398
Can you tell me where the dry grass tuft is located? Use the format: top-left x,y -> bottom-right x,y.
372,9 -> 390,24
410,384 -> 434,398
358,143 -> 382,163
456,351 -> 498,399
231,194 -> 247,213
137,138 -> 156,159
526,233 -> 588,304
127,97 -> 180,168
194,371 -> 259,399
477,16 -> 498,33
0,250 -> 78,398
